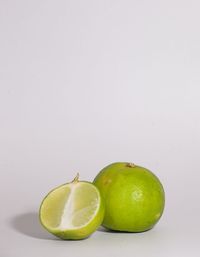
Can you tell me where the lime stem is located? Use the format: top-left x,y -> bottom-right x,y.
126,163 -> 136,168
71,173 -> 79,183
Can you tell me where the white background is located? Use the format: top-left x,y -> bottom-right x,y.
1,0 -> 200,256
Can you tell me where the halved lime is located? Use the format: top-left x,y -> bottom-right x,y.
39,174 -> 104,240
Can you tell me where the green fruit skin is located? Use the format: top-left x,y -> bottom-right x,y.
39,182 -> 105,240
93,162 -> 165,232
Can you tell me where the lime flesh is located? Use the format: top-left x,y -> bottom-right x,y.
93,162 -> 165,232
39,176 -> 104,240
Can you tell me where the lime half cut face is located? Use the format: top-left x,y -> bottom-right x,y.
39,175 -> 104,240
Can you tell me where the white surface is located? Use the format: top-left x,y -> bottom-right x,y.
0,0 -> 200,256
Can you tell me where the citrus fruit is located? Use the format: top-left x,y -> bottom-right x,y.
93,162 -> 165,232
39,174 -> 105,240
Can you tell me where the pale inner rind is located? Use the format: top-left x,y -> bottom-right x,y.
59,185 -> 75,229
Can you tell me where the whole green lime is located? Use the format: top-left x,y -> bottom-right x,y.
93,162 -> 165,232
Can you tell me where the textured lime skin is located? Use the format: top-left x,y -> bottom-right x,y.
39,181 -> 105,240
93,162 -> 165,232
